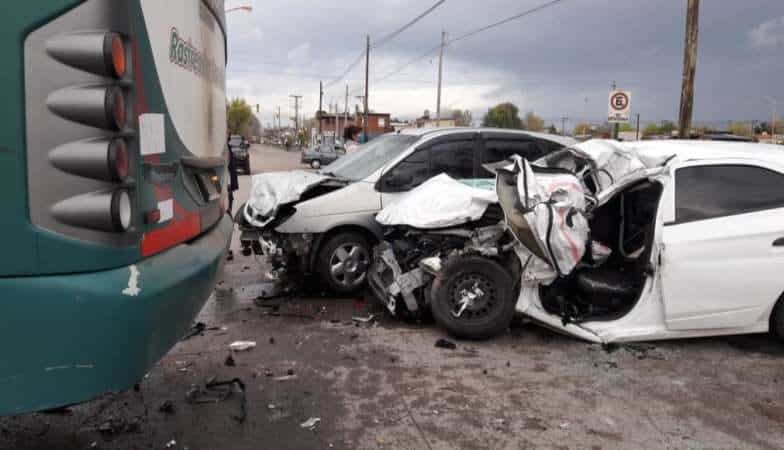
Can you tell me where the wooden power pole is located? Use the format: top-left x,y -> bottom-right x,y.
678,0 -> 700,138
436,31 -> 446,126
318,81 -> 323,135
364,35 -> 370,140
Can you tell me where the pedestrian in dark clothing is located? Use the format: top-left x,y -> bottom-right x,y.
227,143 -> 239,216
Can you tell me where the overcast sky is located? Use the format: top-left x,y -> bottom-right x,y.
224,0 -> 784,129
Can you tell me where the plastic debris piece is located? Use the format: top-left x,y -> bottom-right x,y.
158,400 -> 175,415
435,338 -> 457,350
165,440 -> 177,448
274,375 -> 298,382
352,315 -> 376,324
300,417 -> 321,430
229,341 -> 257,352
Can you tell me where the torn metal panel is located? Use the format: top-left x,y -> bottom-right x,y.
244,170 -> 330,227
498,156 -> 589,277
375,174 -> 498,229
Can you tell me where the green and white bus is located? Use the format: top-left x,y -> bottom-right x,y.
0,0 -> 232,415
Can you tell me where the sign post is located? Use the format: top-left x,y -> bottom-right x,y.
608,90 -> 631,140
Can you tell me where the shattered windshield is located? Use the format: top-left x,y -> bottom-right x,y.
322,134 -> 419,181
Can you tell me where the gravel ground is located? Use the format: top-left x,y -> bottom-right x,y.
3,145 -> 784,450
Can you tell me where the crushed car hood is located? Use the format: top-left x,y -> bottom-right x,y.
244,170 -> 332,227
375,174 -> 498,229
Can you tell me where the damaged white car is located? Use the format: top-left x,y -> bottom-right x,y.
369,139 -> 784,343
237,128 -> 574,295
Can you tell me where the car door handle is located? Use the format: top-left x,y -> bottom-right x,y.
773,238 -> 784,247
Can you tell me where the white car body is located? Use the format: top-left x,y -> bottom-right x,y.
519,140 -> 784,343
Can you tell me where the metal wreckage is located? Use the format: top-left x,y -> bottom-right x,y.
241,138 -> 784,343
367,140 -> 676,341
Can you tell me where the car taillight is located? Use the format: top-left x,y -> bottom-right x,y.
45,30 -> 135,233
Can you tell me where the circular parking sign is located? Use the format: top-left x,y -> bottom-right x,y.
611,92 -> 629,111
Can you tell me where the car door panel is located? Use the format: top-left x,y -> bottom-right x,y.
661,163 -> 784,331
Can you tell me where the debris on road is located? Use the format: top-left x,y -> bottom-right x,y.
158,400 -> 175,415
274,375 -> 298,382
352,315 -> 376,325
225,354 -> 236,367
435,338 -> 457,350
165,439 -> 177,448
229,341 -> 257,352
185,378 -> 248,423
182,322 -> 207,340
300,417 -> 321,431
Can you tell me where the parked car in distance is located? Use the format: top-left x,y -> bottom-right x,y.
301,141 -> 346,169
240,128 -> 576,295
228,134 -> 251,173
370,139 -> 784,343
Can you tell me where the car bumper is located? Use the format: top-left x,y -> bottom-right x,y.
0,215 -> 233,416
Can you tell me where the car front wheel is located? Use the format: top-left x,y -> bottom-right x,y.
771,295 -> 784,338
317,232 -> 371,296
430,256 -> 516,340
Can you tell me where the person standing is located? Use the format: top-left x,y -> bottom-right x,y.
343,125 -> 362,153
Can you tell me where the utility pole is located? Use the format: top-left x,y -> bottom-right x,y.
344,84 -> 349,139
364,34 -> 370,141
636,113 -> 641,140
561,116 -> 568,136
290,95 -> 302,145
318,81 -> 323,135
436,30 -> 447,127
678,0 -> 700,138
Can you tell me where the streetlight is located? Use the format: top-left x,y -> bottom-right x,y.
225,5 -> 252,14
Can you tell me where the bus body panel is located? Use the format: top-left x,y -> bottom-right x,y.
1,0 -> 231,415
0,215 -> 232,416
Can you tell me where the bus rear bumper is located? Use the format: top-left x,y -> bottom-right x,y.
0,215 -> 233,416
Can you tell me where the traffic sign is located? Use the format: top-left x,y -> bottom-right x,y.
608,90 -> 631,123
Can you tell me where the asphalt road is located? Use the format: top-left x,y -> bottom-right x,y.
3,144 -> 784,449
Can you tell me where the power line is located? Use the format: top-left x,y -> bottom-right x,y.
372,0 -> 447,49
325,0 -> 447,90
448,0 -> 566,45
374,0 -> 568,85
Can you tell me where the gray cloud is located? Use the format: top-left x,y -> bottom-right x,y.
224,0 -> 784,128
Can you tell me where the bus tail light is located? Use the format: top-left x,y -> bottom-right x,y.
47,85 -> 126,130
46,31 -> 127,79
50,138 -> 129,182
52,190 -> 133,232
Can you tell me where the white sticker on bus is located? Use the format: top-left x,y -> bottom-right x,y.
158,198 -> 174,223
140,114 -> 166,155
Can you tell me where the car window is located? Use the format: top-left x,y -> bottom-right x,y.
430,140 -> 475,179
381,149 -> 430,192
324,134 -> 418,181
480,138 -> 544,175
675,165 -> 784,223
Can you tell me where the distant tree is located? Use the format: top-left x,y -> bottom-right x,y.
482,102 -> 522,129
728,121 -> 753,137
227,98 -> 253,136
619,123 -> 635,132
522,111 -> 545,131
547,124 -> 558,134
643,123 -> 661,137
756,122 -> 771,134
573,123 -> 592,135
659,121 -> 676,135
451,109 -> 473,127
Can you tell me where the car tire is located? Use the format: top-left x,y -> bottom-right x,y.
244,160 -> 251,174
316,232 -> 372,296
311,160 -> 322,170
430,255 -> 516,340
770,296 -> 784,338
